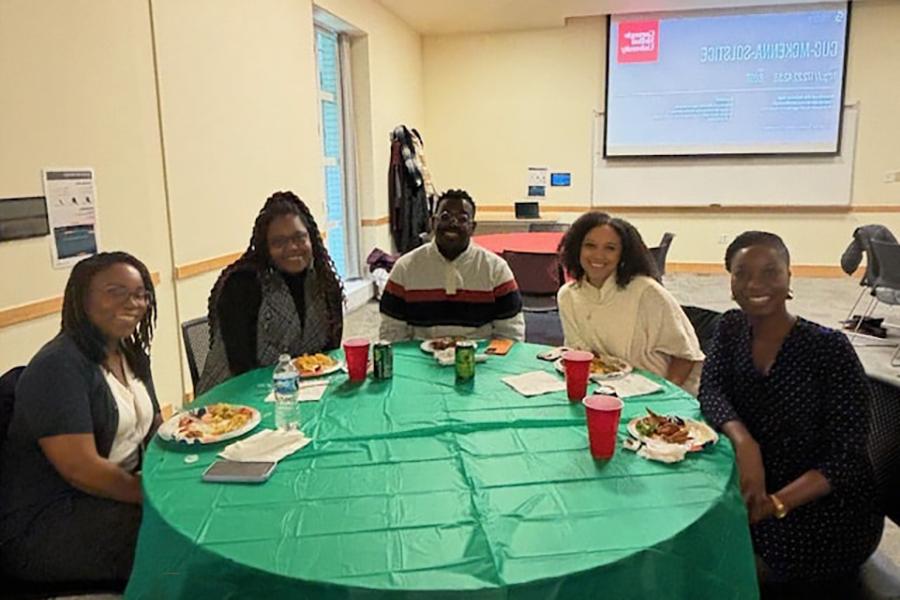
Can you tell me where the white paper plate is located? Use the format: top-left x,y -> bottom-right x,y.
419,338 -> 464,353
296,359 -> 343,378
157,404 -> 261,445
626,416 -> 718,452
553,354 -> 632,381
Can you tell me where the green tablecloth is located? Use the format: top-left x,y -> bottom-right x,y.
127,342 -> 758,599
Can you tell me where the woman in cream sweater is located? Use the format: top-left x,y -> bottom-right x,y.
556,212 -> 704,394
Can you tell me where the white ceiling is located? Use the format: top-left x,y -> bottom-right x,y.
374,0 -> 858,35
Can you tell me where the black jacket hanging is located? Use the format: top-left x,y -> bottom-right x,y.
388,125 -> 432,254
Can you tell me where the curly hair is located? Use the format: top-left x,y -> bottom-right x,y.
558,211 -> 659,287
435,189 -> 476,217
61,251 -> 157,382
724,230 -> 791,272
207,191 -> 344,346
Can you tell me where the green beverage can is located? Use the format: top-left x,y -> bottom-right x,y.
373,340 -> 393,380
455,341 -> 476,382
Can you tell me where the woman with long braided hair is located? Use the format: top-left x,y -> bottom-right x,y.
0,252 -> 161,586
197,191 -> 344,394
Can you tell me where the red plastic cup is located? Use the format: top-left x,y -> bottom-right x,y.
562,350 -> 593,402
343,338 -> 370,382
583,394 -> 624,460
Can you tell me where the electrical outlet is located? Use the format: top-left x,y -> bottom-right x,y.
718,234 -> 729,245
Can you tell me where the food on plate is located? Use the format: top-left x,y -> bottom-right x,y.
590,355 -> 627,375
429,337 -> 464,351
175,403 -> 255,441
633,408 -> 692,444
293,353 -> 337,375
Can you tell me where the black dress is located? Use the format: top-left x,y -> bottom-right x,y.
699,310 -> 883,582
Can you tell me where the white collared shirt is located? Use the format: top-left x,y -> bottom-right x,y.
103,361 -> 154,471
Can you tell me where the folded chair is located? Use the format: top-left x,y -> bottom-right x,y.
843,225 -> 896,324
851,241 -> 900,352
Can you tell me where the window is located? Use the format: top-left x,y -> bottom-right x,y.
314,25 -> 359,280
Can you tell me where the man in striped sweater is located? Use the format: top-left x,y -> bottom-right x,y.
379,189 -> 525,342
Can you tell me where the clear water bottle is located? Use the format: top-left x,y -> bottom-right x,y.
273,354 -> 300,431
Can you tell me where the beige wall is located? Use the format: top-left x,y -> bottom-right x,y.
425,17 -> 605,208
152,0 -> 325,268
422,2 -> 900,266
0,0 -> 182,405
0,0 -> 424,402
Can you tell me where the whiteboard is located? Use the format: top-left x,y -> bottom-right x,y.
591,104 -> 858,207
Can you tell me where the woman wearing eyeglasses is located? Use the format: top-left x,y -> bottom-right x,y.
0,252 -> 160,587
196,191 -> 344,394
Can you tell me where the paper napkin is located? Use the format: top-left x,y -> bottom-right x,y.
219,429 -> 311,463
604,374 -> 663,398
264,379 -> 330,403
502,371 -> 568,397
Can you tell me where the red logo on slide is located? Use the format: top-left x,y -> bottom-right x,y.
618,20 -> 659,63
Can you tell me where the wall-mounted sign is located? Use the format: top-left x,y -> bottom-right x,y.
551,172 -> 571,187
42,168 -> 99,269
0,196 -> 49,242
527,166 -> 549,197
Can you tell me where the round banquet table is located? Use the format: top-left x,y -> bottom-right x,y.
127,342 -> 758,599
473,232 -> 564,255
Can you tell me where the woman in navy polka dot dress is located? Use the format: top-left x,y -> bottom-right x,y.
699,231 -> 883,596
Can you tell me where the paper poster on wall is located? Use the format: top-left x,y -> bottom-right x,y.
42,168 -> 99,269
527,166 -> 549,198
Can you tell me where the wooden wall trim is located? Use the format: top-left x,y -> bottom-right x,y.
849,205 -> 900,213
174,252 -> 241,281
668,263 -> 862,279
361,215 -> 389,226
0,272 -> 161,329
478,204 -> 900,215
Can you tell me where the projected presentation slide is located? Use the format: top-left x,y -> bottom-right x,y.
605,2 -> 849,157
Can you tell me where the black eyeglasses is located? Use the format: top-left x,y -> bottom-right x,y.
102,286 -> 153,305
269,232 -> 309,250
437,211 -> 471,226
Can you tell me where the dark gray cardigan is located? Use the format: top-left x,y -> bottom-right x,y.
0,333 -> 159,541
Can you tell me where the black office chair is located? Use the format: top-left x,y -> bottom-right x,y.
680,305 -> 722,355
648,232 -> 675,278
502,250 -> 563,313
523,311 -> 565,346
0,366 -> 25,460
528,222 -> 568,233
856,376 -> 900,600
181,316 -> 210,389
